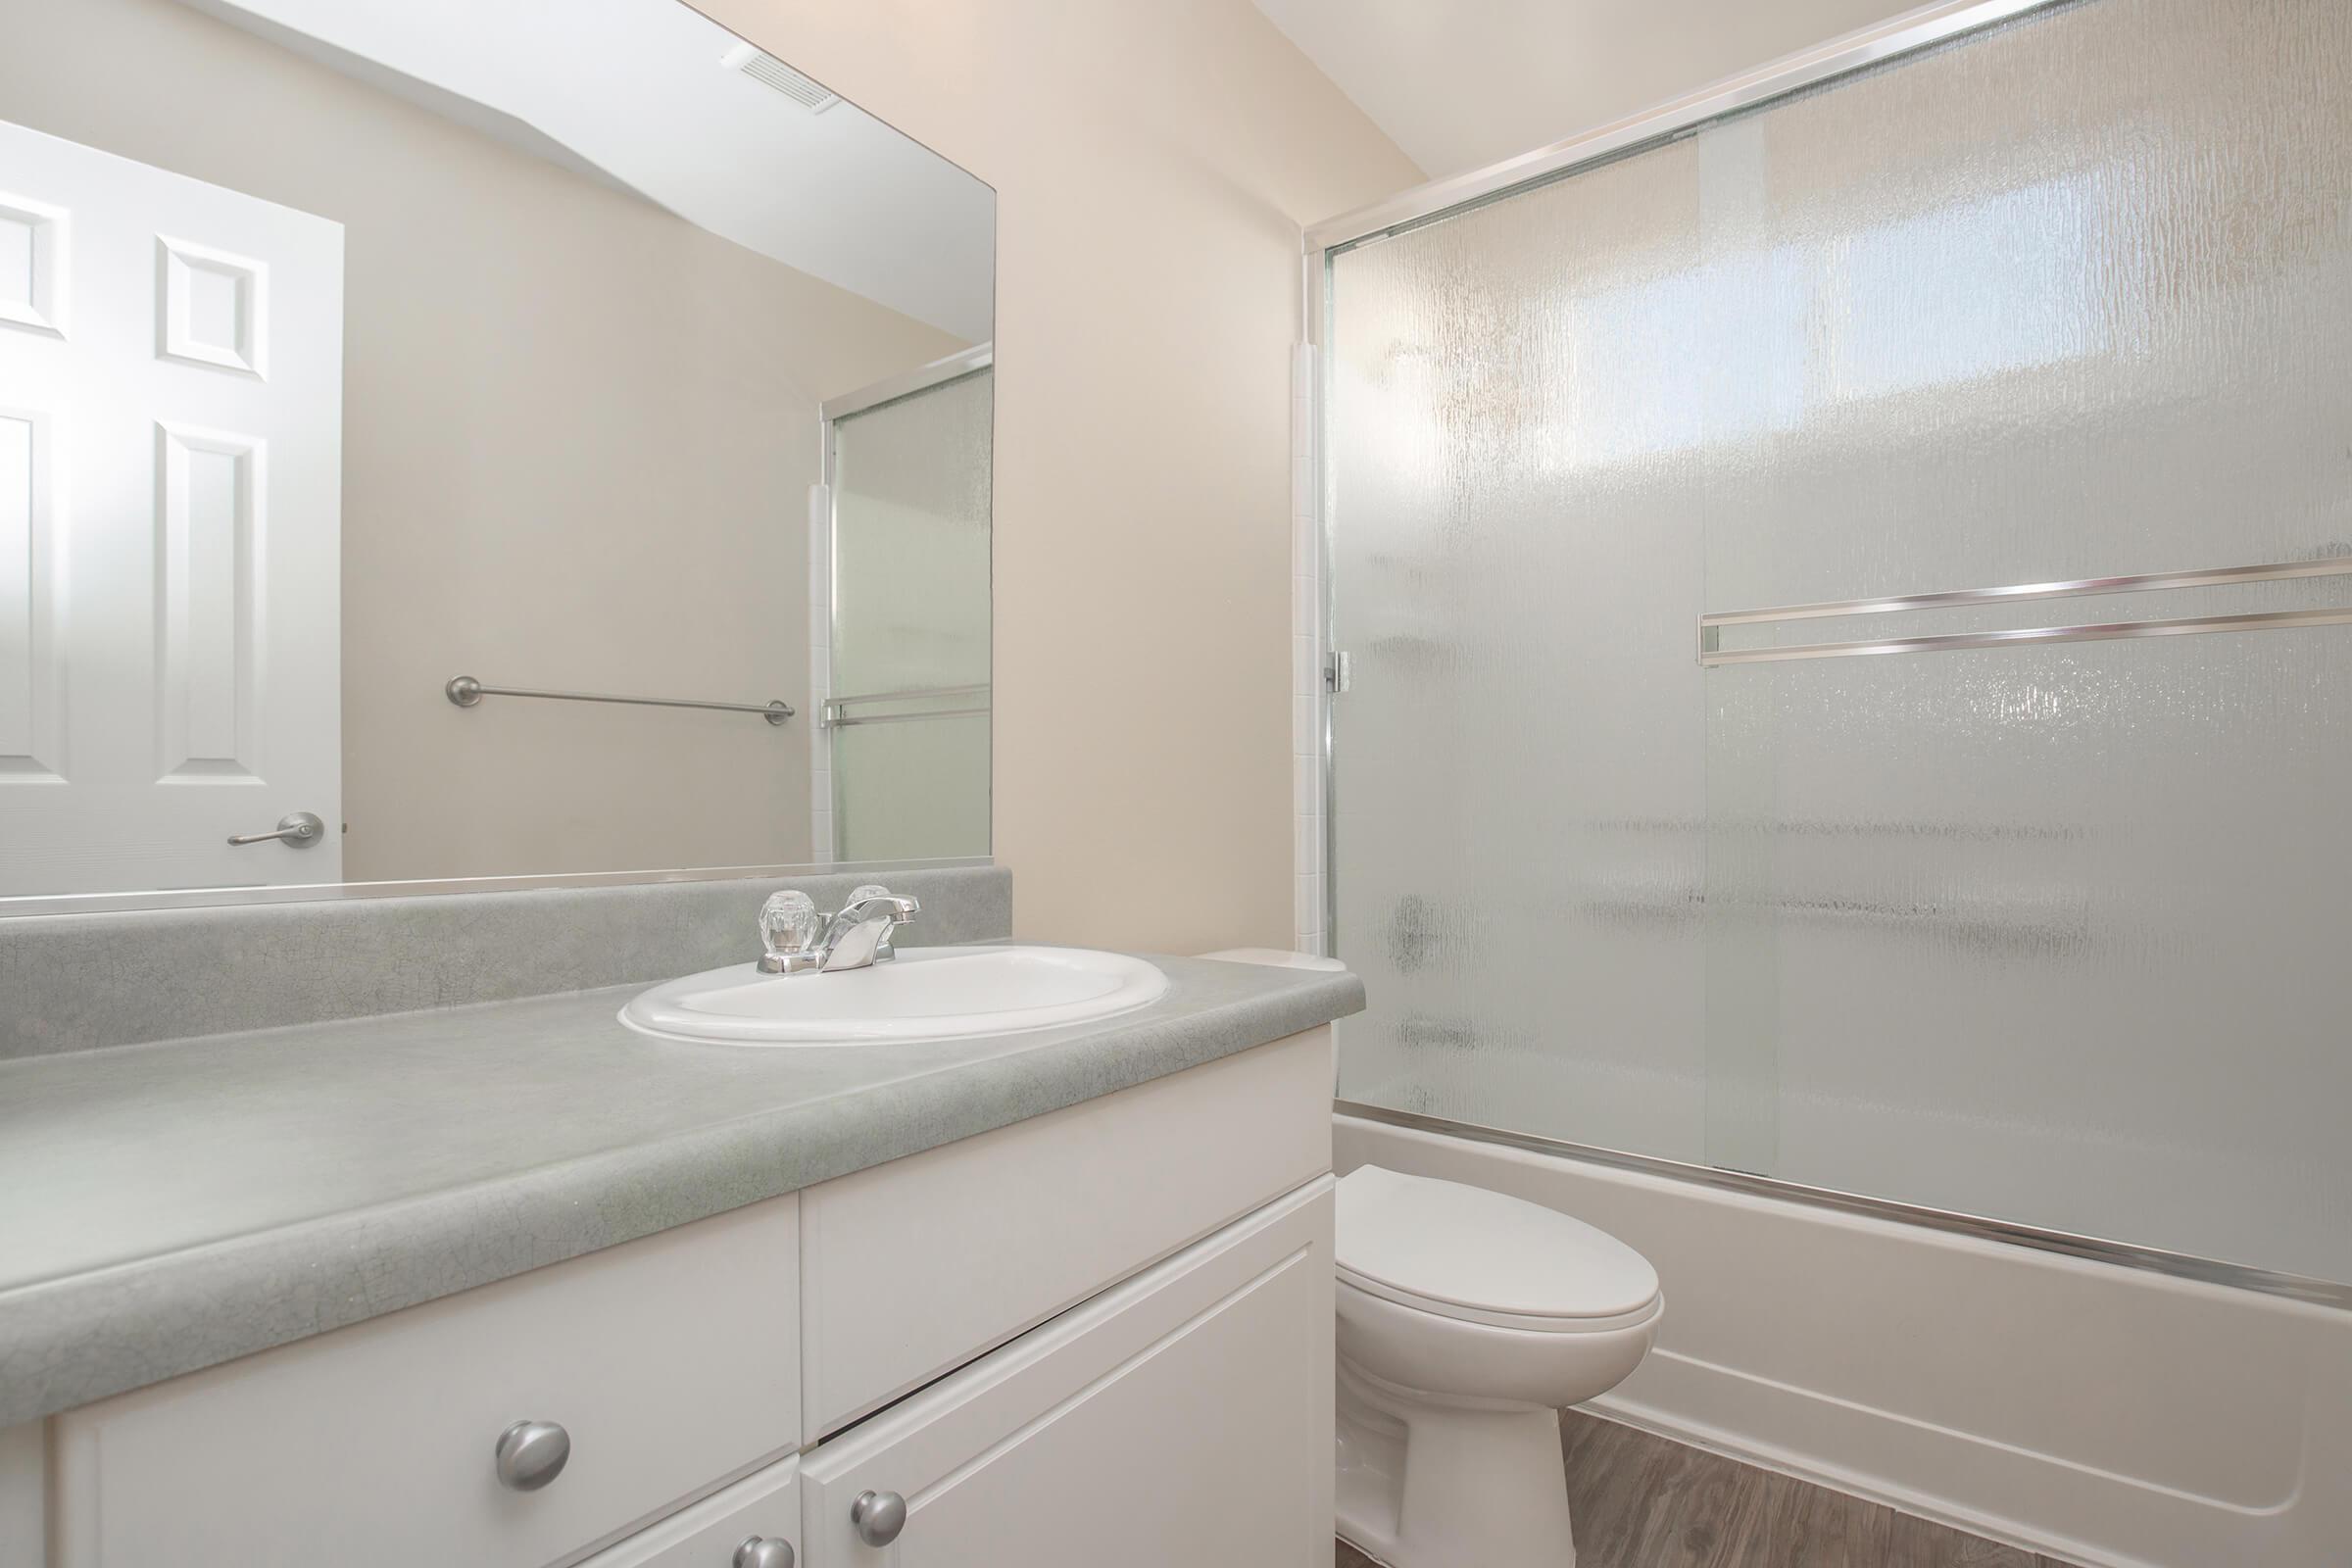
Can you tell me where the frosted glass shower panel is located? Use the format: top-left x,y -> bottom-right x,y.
1326,0 -> 2352,1286
1327,139 -> 1713,1163
830,367 -> 993,861
1696,0 -> 2352,1284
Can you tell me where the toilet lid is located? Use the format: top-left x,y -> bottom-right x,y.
1335,1165 -> 1660,1323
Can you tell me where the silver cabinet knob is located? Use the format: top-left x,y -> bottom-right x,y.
226,810 -> 325,848
494,1420 -> 570,1491
734,1537 -> 794,1568
850,1489 -> 907,1546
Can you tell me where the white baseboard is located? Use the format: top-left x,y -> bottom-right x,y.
1336,1115 -> 2352,1568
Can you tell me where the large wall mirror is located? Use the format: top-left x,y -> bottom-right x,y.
0,0 -> 993,904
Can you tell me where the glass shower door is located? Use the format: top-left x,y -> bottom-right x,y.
826,365 -> 993,861
1326,135 -> 1714,1167
1688,0 -> 2352,1282
1325,0 -> 2352,1289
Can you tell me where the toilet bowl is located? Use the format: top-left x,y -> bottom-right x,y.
1333,1164 -> 1662,1568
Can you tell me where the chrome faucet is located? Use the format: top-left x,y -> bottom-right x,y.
817,890 -> 919,971
758,886 -> 920,974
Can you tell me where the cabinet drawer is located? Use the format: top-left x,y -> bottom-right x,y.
802,1178 -> 1335,1567
578,1455 -> 798,1568
800,1027 -> 1333,1436
51,1194 -> 800,1568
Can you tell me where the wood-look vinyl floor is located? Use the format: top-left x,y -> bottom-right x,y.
1335,1409 -> 2082,1568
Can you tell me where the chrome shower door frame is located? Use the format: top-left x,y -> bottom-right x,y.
1299,0 -> 2352,1309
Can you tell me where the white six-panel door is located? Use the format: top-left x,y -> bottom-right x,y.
0,118 -> 342,896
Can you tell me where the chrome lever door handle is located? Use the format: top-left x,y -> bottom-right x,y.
226,811 -> 326,848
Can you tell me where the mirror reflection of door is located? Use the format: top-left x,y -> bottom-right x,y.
823,355 -> 993,863
0,0 -> 994,904
0,118 -> 344,895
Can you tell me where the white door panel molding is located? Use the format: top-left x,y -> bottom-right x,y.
0,117 -> 342,894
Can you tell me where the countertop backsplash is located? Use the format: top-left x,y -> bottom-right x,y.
0,864 -> 1012,1059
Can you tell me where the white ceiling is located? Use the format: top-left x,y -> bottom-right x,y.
1251,0 -> 1919,185
185,0 -> 994,341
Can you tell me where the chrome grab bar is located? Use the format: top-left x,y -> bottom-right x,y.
1699,555 -> 2352,665
820,683 -> 990,728
446,676 -> 792,725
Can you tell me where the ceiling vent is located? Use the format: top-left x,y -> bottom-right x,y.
720,42 -> 841,113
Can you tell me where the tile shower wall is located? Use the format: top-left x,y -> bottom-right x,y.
1293,344 -> 1326,957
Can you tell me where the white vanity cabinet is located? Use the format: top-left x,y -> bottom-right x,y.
24,1027 -> 1337,1568
799,1181 -> 1334,1568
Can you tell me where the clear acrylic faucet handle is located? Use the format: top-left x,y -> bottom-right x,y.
848,884 -> 891,906
760,890 -> 822,958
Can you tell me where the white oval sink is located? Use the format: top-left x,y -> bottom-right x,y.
620,945 -> 1170,1046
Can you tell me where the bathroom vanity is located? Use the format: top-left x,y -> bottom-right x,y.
0,0 -> 1370,1556
0,872 -> 1364,1568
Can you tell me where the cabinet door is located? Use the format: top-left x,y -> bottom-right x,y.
802,1179 -> 1334,1568
802,1026 -> 1333,1437
579,1456 -> 798,1568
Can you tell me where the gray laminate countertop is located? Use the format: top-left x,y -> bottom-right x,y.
0,953 -> 1363,1427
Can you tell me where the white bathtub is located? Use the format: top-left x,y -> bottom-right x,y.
1335,1113 -> 2352,1568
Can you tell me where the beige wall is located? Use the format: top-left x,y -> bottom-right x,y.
1252,0 -> 1948,181
1,0 -> 961,883
694,0 -> 1422,952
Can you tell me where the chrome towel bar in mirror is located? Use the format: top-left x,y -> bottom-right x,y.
819,684 -> 991,727
446,676 -> 793,725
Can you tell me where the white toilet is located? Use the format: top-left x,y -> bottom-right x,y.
1333,1164 -> 1663,1568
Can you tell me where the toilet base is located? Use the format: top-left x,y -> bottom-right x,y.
1334,1357 -> 1578,1568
